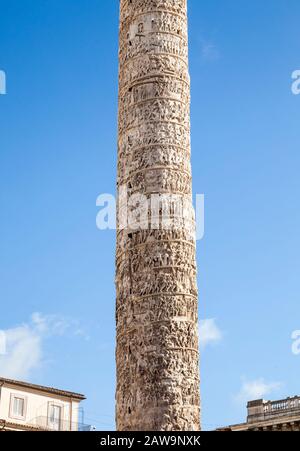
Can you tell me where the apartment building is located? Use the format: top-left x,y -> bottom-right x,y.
0,377 -> 87,431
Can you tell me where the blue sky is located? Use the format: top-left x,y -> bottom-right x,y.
0,0 -> 299,430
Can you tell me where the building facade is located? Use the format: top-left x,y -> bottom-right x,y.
116,0 -> 200,431
0,377 -> 86,431
218,397 -> 300,431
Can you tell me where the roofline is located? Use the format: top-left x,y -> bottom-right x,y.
0,377 -> 86,401
0,419 -> 46,431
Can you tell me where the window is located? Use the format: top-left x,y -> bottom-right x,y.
9,394 -> 27,420
48,404 -> 62,431
13,397 -> 24,417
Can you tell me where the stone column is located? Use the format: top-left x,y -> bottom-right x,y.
116,0 -> 200,431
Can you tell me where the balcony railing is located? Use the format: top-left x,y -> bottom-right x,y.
30,416 -> 92,431
263,397 -> 300,414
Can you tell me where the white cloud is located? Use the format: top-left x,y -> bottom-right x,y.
199,318 -> 223,349
0,325 -> 42,380
200,40 -> 219,61
235,378 -> 282,404
0,313 -> 87,380
31,312 -> 72,336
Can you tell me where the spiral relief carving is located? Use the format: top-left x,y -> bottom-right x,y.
116,0 -> 200,431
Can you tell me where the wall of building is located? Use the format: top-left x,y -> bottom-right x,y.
217,397 -> 300,431
0,383 -> 80,430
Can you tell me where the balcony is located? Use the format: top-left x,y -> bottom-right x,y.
30,416 -> 92,431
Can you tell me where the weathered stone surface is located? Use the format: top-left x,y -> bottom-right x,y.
116,0 -> 200,431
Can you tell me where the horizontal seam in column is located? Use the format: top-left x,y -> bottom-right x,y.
119,9 -> 187,22
119,74 -> 190,91
119,165 -> 192,179
117,239 -> 195,252
117,318 -> 198,329
121,52 -> 188,70
117,143 -> 190,153
119,120 -> 190,133
117,292 -> 198,300
119,96 -> 190,109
